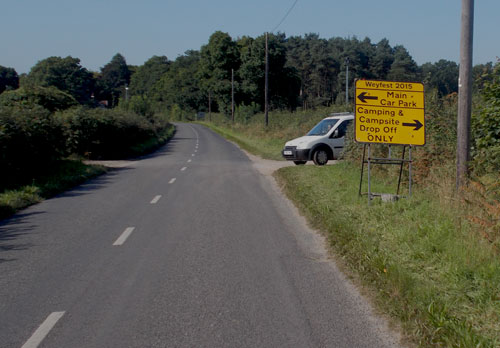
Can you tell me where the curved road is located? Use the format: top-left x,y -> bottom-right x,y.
0,123 -> 403,348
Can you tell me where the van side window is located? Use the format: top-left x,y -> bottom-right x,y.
332,120 -> 352,138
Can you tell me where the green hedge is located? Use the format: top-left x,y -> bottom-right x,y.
60,107 -> 163,159
0,87 -> 172,191
0,104 -> 67,188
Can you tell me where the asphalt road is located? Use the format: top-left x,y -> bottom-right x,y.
0,123 -> 403,348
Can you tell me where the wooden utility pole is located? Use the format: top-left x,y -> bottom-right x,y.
265,32 -> 269,127
456,0 -> 474,190
231,68 -> 235,123
345,57 -> 349,105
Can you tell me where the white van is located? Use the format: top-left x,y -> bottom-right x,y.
282,113 -> 354,165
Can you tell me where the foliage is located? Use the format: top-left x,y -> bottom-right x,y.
421,59 -> 459,96
124,95 -> 155,119
59,107 -> 166,159
0,66 -> 19,94
471,62 -> 500,173
0,103 -> 67,188
152,51 -> 205,113
0,86 -> 78,112
239,33 -> 300,111
199,31 -> 241,114
129,55 -> 170,97
96,53 -> 131,107
24,56 -> 94,104
387,45 -> 419,81
473,62 -> 494,92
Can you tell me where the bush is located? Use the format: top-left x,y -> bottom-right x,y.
0,86 -> 78,112
472,63 -> 500,173
60,107 -> 158,159
0,104 -> 67,189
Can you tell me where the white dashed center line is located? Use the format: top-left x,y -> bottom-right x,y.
113,227 -> 135,246
169,178 -> 176,184
187,159 -> 192,163
181,167 -> 187,171
22,311 -> 65,348
150,195 -> 162,204
192,154 -> 195,157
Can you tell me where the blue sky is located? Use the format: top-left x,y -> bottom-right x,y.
1,0 -> 498,74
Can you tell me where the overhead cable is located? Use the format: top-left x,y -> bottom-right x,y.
271,0 -> 299,33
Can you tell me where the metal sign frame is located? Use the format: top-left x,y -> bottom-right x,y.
358,144 -> 412,204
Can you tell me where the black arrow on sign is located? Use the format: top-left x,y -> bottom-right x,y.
357,92 -> 378,103
402,119 -> 423,131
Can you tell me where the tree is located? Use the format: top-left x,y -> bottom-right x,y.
199,31 -> 240,114
421,59 -> 459,96
286,34 -> 339,108
97,53 -> 131,107
129,55 -> 170,96
24,56 -> 94,104
387,45 -> 419,81
472,62 -> 494,92
0,66 -> 19,94
370,39 -> 394,80
151,51 -> 205,113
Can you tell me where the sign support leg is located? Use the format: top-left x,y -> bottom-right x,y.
359,144 -> 366,196
409,146 -> 413,197
397,146 -> 406,195
367,144 -> 372,205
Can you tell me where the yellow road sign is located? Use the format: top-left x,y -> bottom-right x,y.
355,80 -> 425,146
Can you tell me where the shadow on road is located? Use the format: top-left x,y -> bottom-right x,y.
0,212 -> 44,263
56,167 -> 131,199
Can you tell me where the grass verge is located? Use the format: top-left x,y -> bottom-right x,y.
275,163 -> 500,347
0,160 -> 106,220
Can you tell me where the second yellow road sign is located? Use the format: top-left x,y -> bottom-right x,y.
355,79 -> 425,146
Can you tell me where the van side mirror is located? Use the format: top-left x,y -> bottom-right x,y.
331,129 -> 339,138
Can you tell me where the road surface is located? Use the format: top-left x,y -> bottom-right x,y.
0,123 -> 403,347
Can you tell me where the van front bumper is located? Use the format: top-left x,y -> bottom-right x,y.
282,146 -> 310,161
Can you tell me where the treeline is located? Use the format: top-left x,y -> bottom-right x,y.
2,32 -> 496,119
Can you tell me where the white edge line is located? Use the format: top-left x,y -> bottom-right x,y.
22,311 -> 65,348
150,195 -> 162,204
169,178 -> 176,184
113,227 -> 135,246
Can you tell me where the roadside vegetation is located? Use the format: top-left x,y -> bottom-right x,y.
0,86 -> 174,220
201,63 -> 500,347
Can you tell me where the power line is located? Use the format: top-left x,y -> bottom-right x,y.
271,0 -> 299,33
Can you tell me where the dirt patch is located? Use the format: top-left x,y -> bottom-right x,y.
83,160 -> 137,168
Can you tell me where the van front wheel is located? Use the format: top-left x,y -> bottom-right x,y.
312,149 -> 329,165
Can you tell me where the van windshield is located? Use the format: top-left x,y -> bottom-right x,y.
307,119 -> 339,136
